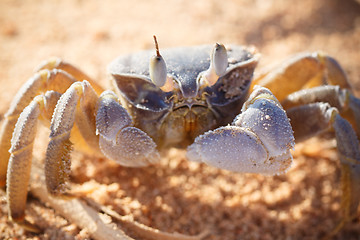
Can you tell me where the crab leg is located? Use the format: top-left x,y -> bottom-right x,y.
348,94 -> 360,136
1,57 -> 106,187
0,70 -> 77,187
281,85 -> 348,110
187,86 -> 295,175
46,83 -> 160,195
6,91 -> 61,231
6,79 -> 100,228
286,102 -> 360,235
286,102 -> 338,142
281,85 -> 360,137
45,80 -> 101,195
36,57 -> 104,94
329,113 -> 360,236
252,52 -> 352,102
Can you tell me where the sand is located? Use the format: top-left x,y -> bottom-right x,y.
0,0 -> 360,239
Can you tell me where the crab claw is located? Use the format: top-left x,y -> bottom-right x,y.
96,91 -> 160,167
187,86 -> 295,175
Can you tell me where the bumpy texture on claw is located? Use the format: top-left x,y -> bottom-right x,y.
96,91 -> 160,167
187,86 -> 295,175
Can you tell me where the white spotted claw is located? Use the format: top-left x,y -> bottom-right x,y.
187,86 -> 295,175
96,91 -> 160,167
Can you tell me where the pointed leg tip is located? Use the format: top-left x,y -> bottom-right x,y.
19,220 -> 42,233
11,216 -> 41,233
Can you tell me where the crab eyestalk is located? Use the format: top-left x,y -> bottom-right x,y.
149,36 -> 173,92
203,43 -> 228,86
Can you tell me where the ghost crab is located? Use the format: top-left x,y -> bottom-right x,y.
0,36 -> 360,238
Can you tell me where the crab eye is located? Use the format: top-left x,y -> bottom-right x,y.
212,43 -> 228,77
203,43 -> 228,86
149,36 -> 167,88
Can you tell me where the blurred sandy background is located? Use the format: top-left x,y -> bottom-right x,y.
0,0 -> 360,239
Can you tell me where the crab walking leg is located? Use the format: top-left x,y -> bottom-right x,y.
6,91 -> 61,230
187,86 -> 295,175
0,70 -> 77,187
36,57 -> 104,94
96,91 -> 160,167
252,52 -> 352,102
282,85 -> 360,137
287,103 -> 360,234
281,85 -> 348,110
45,80 -> 100,195
330,113 -> 360,235
333,114 -> 360,210
70,80 -> 102,154
349,94 -> 360,136
286,102 -> 339,142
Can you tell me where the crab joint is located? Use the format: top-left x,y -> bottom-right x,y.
149,36 -> 174,92
202,43 -> 228,86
